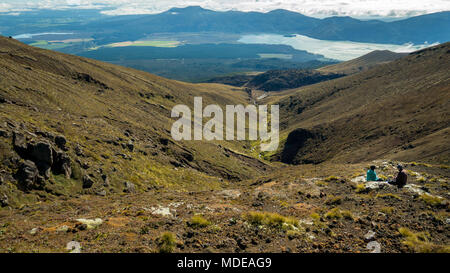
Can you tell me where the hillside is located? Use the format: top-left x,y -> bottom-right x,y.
265,43 -> 450,165
0,35 -> 269,206
317,50 -> 407,75
206,69 -> 344,91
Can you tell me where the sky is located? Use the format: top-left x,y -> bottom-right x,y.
0,0 -> 449,18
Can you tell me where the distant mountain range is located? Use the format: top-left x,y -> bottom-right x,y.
82,6 -> 449,45
2,7 -> 449,45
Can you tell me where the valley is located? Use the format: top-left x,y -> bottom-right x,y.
0,35 -> 448,253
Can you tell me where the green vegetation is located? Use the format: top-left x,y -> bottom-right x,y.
399,228 -> 450,253
324,208 -> 353,220
157,232 -> 177,253
419,193 -> 446,207
187,215 -> 211,228
380,207 -> 395,215
244,211 -> 299,231
355,183 -> 368,193
324,176 -> 340,182
375,193 -> 402,200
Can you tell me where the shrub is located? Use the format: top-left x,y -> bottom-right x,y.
324,176 -> 339,182
324,208 -> 353,220
380,207 -> 394,215
286,229 -> 303,239
157,232 -> 176,253
375,193 -> 402,200
187,215 -> 211,228
325,196 -> 342,205
419,193 -> 446,207
355,183 -> 368,193
244,211 -> 299,230
378,174 -> 387,180
398,227 -> 450,253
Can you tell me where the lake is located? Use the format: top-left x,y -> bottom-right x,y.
238,34 -> 437,61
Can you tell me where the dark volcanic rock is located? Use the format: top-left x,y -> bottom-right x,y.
280,128 -> 321,164
82,175 -> 94,189
16,160 -> 45,190
101,174 -> 110,187
55,135 -> 67,150
28,142 -> 53,178
0,194 -> 8,207
0,129 -> 9,138
52,149 -> 72,178
12,131 -> 28,155
74,144 -> 83,156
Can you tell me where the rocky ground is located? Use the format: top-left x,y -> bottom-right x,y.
0,161 -> 448,253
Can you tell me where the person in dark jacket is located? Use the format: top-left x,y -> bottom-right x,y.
388,164 -> 407,188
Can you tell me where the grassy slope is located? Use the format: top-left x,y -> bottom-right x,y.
317,50 -> 407,75
265,43 -> 450,164
0,36 -> 269,206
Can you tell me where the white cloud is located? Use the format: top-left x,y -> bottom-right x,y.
0,0 -> 449,18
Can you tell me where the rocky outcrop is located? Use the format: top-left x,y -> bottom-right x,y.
82,175 -> 94,189
13,132 -> 72,190
280,128 -> 321,164
124,181 -> 136,193
28,141 -> 53,178
55,135 -> 67,151
16,160 -> 45,190
52,149 -> 72,178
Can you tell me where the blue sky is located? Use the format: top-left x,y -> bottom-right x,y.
1,0 -> 449,18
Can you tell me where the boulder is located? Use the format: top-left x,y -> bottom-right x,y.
12,131 -> 27,155
218,189 -> 242,199
82,175 -> 94,189
0,129 -> 9,138
52,149 -> 71,178
123,181 -> 136,193
16,160 -> 45,190
28,141 -> 53,178
101,174 -> 110,187
126,140 -> 134,152
0,194 -> 8,207
74,144 -> 84,156
55,135 -> 67,150
66,241 -> 81,253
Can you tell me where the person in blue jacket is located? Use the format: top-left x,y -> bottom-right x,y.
367,165 -> 382,181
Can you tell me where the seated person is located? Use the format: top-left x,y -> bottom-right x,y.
366,165 -> 383,181
388,164 -> 408,188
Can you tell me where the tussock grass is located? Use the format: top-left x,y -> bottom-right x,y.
419,193 -> 446,207
244,211 -> 299,230
157,232 -> 177,253
375,193 -> 402,200
399,227 -> 450,253
355,183 -> 368,193
324,208 -> 353,220
380,207 -> 394,215
324,176 -> 339,182
187,215 -> 211,228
